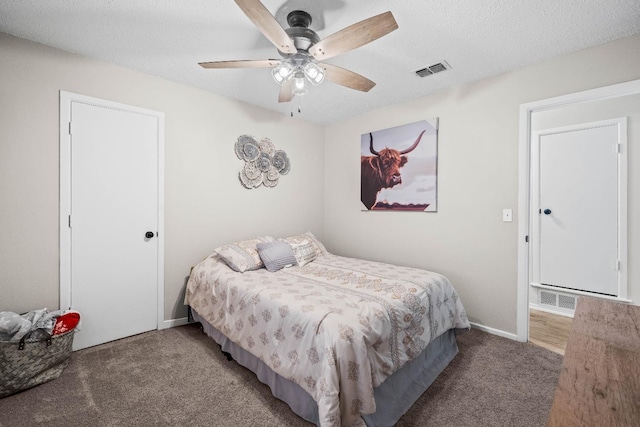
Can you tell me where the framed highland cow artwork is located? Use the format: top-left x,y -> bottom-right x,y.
361,119 -> 438,211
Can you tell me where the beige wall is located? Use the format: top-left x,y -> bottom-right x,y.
322,34 -> 640,335
2,30 -> 639,336
0,33 -> 325,320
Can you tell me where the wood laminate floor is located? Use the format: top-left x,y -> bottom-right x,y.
529,309 -> 573,355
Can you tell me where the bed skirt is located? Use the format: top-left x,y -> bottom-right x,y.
192,308 -> 459,427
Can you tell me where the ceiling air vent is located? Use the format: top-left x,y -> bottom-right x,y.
415,61 -> 450,77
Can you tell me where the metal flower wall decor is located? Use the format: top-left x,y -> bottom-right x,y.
235,135 -> 291,189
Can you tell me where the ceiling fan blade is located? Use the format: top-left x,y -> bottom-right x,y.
309,11 -> 398,61
321,63 -> 376,92
234,0 -> 297,54
199,59 -> 281,69
278,78 -> 294,103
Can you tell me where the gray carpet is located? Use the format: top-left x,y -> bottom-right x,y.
0,324 -> 562,427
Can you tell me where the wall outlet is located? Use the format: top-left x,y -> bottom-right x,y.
503,209 -> 513,222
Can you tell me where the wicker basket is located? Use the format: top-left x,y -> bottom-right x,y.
0,329 -> 75,398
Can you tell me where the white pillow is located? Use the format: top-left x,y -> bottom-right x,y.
214,236 -> 275,272
283,231 -> 329,256
289,239 -> 318,267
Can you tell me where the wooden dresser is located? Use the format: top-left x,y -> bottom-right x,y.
547,296 -> 640,426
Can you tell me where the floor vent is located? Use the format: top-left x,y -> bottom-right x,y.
539,290 -> 577,313
415,61 -> 450,77
558,294 -> 577,311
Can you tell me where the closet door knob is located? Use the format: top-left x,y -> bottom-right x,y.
543,209 -> 552,215
145,231 -> 155,239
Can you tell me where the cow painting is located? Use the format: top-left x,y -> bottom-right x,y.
361,130 -> 426,210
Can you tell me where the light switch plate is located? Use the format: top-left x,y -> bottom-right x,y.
503,209 -> 513,222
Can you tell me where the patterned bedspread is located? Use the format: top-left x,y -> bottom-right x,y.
185,253 -> 469,427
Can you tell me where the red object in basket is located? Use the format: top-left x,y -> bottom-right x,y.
52,312 -> 80,335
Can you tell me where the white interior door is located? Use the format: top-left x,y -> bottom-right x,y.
531,118 -> 625,296
60,93 -> 164,350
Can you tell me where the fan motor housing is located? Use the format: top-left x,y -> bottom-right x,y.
281,10 -> 320,53
284,27 -> 319,52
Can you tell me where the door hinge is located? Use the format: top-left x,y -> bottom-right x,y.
68,215 -> 71,228
525,235 -> 529,243
617,143 -> 622,154
68,122 -> 72,135
616,260 -> 621,271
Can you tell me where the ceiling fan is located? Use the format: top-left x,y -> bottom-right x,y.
199,0 -> 398,103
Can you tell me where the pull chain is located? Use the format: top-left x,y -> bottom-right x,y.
290,96 -> 303,117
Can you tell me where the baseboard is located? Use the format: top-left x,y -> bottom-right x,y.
529,303 -> 574,318
470,322 -> 519,341
159,317 -> 189,330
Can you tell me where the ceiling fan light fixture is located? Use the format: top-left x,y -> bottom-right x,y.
272,61 -> 293,85
303,62 -> 325,85
292,72 -> 308,96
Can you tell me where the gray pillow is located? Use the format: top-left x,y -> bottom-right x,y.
257,241 -> 297,272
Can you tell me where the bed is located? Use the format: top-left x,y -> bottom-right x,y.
184,232 -> 470,427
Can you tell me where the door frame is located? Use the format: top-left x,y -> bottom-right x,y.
59,91 -> 165,329
517,78 -> 640,342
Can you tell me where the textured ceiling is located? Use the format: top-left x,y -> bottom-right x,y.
1,0 -> 640,124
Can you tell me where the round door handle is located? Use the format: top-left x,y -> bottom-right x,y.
543,209 -> 552,215
145,231 -> 155,239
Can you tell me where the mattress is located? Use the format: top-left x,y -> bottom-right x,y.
185,251 -> 469,426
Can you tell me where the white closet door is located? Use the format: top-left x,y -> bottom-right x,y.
531,119 -> 623,296
68,100 -> 160,350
